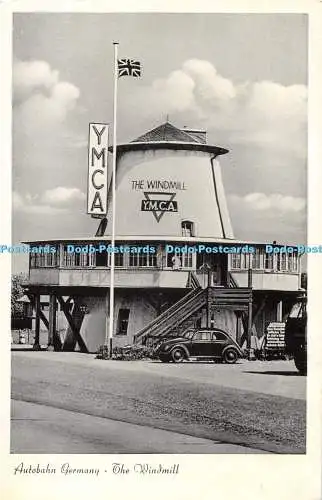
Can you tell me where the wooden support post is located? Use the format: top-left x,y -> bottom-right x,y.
247,296 -> 253,349
26,292 -> 49,330
235,312 -> 240,344
206,268 -> 211,328
48,293 -> 57,351
247,268 -> 255,359
33,294 -> 41,350
206,270 -> 211,328
57,296 -> 88,353
277,300 -> 283,322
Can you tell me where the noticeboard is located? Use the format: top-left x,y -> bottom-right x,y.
266,322 -> 286,350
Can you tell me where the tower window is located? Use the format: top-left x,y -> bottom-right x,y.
181,220 -> 194,237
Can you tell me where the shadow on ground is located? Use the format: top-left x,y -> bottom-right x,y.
244,370 -> 303,377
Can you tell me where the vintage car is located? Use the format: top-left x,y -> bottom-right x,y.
155,328 -> 244,363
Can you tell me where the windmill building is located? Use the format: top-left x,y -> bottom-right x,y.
23,122 -> 302,353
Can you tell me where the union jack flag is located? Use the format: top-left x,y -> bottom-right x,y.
117,59 -> 141,78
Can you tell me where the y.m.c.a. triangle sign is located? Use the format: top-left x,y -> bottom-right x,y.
141,191 -> 178,222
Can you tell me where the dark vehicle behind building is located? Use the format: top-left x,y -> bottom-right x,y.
285,294 -> 307,374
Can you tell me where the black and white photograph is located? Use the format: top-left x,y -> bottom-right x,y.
10,11 -> 308,454
2,3 -> 322,499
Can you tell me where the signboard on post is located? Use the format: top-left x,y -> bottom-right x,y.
87,123 -> 109,216
266,322 -> 286,350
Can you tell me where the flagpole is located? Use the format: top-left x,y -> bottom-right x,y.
107,41 -> 118,358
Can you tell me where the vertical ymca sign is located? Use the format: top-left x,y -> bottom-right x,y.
87,123 -> 109,215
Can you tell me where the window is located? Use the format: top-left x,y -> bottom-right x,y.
242,253 -> 251,269
107,252 -> 124,267
193,331 -> 212,341
231,253 -> 250,270
181,253 -> 193,269
30,253 -> 36,268
116,308 -> 130,335
253,248 -> 263,270
181,220 -> 194,237
63,246 -> 74,267
129,253 -> 157,267
80,252 -> 88,267
46,251 -> 57,267
96,252 -> 108,267
37,252 -> 46,267
213,331 -> 227,341
88,252 -> 96,266
167,252 -> 175,268
264,253 -> 273,270
114,253 -> 124,267
288,252 -> 298,273
74,253 -> 81,267
231,254 -> 241,270
277,253 -> 288,272
289,302 -> 303,319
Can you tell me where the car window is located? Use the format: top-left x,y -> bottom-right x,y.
193,331 -> 212,341
289,302 -> 303,319
212,331 -> 227,341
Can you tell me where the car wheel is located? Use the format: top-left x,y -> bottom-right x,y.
223,348 -> 238,364
171,347 -> 186,363
294,350 -> 307,375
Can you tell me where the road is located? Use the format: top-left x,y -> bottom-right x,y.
11,351 -> 306,454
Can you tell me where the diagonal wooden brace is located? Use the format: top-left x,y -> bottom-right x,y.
26,292 -> 50,330
57,296 -> 88,353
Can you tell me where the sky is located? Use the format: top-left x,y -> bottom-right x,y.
12,13 -> 307,272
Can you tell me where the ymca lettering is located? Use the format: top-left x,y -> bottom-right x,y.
141,199 -> 178,212
141,191 -> 178,222
87,123 -> 109,215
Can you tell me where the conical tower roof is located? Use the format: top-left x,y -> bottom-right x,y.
132,121 -> 202,144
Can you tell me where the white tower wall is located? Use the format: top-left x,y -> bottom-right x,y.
105,147 -> 234,239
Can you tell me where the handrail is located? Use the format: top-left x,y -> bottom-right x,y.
134,288 -> 205,341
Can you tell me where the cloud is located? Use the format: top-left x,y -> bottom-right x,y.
13,59 -> 84,199
13,59 -> 80,109
13,60 -> 59,100
227,192 -> 306,244
13,60 -> 80,132
121,59 -> 307,159
40,187 -> 86,207
13,58 -> 81,164
13,191 -> 67,215
13,187 -> 86,215
229,193 -> 306,213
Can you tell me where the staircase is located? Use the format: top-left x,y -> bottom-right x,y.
208,287 -> 251,310
134,287 -> 207,344
134,284 -> 252,344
